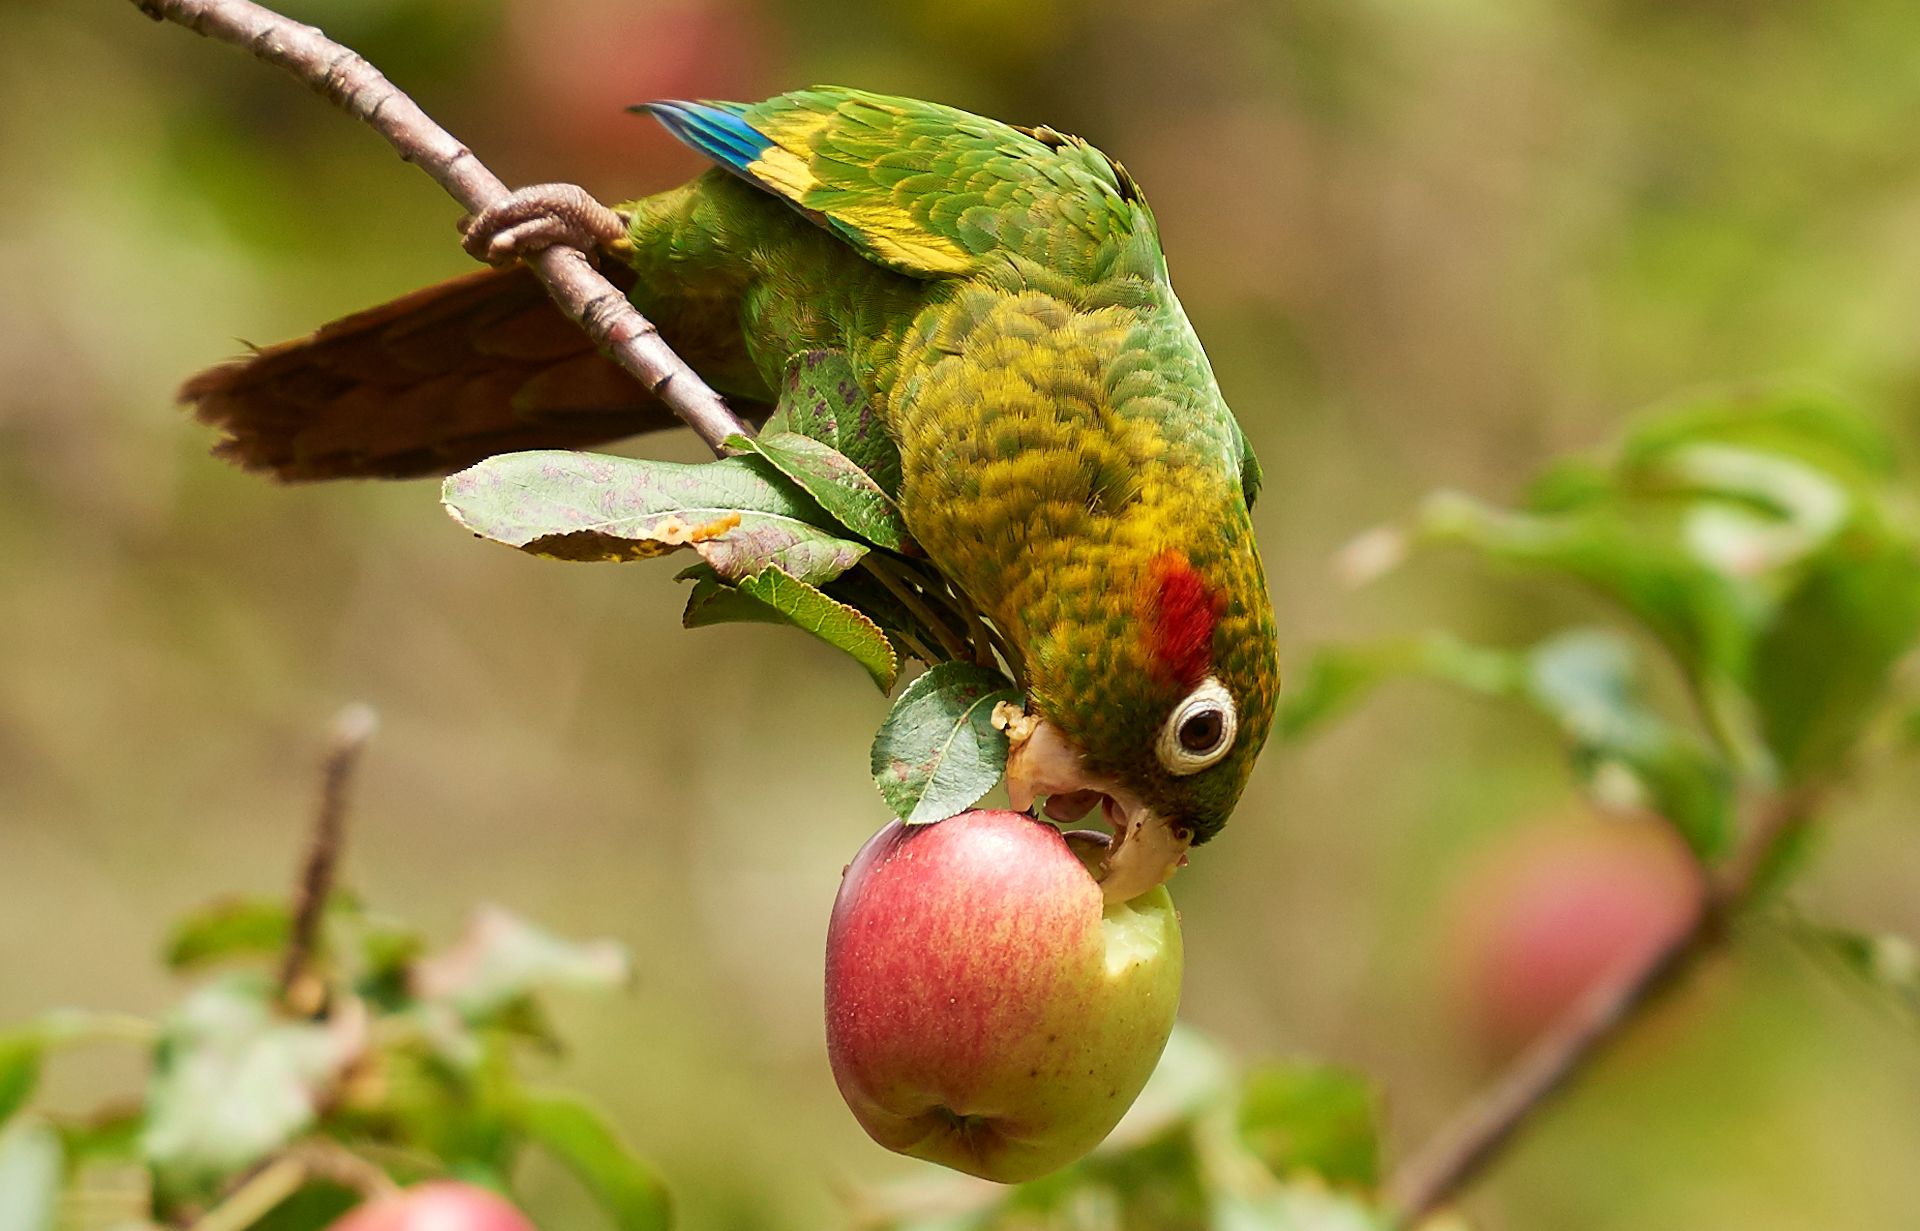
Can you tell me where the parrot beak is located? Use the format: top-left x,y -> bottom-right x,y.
998,706 -> 1193,904
1094,794 -> 1192,905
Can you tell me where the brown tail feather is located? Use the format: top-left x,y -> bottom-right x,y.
182,264 -> 765,481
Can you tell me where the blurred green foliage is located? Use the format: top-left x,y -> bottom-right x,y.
0,866 -> 660,1228
855,1027 -> 1390,1231
8,1 -> 1920,1229
1287,388 -> 1920,842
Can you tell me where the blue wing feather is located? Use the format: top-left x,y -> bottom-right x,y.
639,100 -> 770,180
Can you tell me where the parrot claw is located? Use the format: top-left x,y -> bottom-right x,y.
460,184 -> 629,265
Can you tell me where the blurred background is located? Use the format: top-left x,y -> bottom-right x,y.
7,1 -> 1920,1227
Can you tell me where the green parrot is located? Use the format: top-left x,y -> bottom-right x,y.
185,86 -> 1279,902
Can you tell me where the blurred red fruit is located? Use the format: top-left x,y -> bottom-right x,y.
327,1181 -> 537,1231
501,0 -> 772,172
1447,817 -> 1703,1053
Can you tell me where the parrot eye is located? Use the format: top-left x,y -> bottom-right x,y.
1156,677 -> 1238,775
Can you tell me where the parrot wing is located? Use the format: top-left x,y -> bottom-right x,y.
641,88 -> 1162,282
183,264 -> 771,481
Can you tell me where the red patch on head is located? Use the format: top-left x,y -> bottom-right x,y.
1147,552 -> 1223,686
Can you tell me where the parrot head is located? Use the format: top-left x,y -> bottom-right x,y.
1002,535 -> 1279,904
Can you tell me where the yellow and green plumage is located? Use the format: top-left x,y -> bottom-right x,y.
186,86 -> 1279,884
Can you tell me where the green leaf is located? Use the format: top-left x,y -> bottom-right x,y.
1278,634 -> 1526,741
515,1090 -> 670,1231
342,1039 -> 510,1170
443,451 -> 866,585
166,891 -> 364,975
1235,1061 -> 1379,1187
1414,489 -> 1755,688
1750,534 -> 1920,781
683,565 -> 899,690
764,349 -> 903,497
680,569 -> 790,629
355,916 -> 428,1012
412,906 -> 631,1021
870,662 -> 1020,823
1654,444 -> 1850,548
1526,630 -> 1733,858
1789,917 -> 1920,1031
734,569 -> 898,689
1282,630 -> 1732,856
143,975 -> 357,1194
164,896 -> 295,971
819,565 -> 951,666
1615,387 -> 1895,496
0,1038 -> 40,1128
0,1120 -> 60,1231
250,1184 -> 360,1231
0,1011 -> 164,1138
996,1132 -> 1209,1228
1363,389 -> 1916,790
730,430 -> 914,552
58,1106 -> 144,1166
1211,1187 -> 1388,1231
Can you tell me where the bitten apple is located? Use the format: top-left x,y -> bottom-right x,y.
825,810 -> 1183,1183
326,1181 -> 537,1231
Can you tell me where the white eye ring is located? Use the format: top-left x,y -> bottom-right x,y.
1156,676 -> 1238,776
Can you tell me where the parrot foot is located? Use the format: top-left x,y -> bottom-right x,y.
460,184 -> 629,264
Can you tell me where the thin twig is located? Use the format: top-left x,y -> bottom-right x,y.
133,0 -> 750,455
187,1156 -> 306,1231
277,704 -> 378,1012
1385,788 -> 1819,1224
188,1141 -> 396,1231
1383,930 -> 1708,1222
293,1139 -> 399,1199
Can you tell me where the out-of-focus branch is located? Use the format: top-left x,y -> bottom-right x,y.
1383,924 -> 1707,1224
190,1140 -> 396,1231
131,0 -> 751,456
277,704 -> 378,1013
1384,787 -> 1819,1224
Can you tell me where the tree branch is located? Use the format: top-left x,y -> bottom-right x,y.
132,0 -> 752,456
1385,788 -> 1819,1224
188,1140 -> 396,1231
277,704 -> 378,1013
1383,924 -> 1707,1223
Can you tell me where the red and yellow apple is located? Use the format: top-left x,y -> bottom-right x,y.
327,1182 -> 536,1231
825,810 -> 1183,1183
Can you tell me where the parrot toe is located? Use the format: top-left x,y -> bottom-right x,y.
460,183 -> 628,265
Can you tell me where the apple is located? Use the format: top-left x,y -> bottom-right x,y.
825,810 -> 1183,1183
326,1181 -> 537,1231
1447,817 -> 1703,1053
